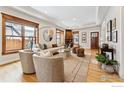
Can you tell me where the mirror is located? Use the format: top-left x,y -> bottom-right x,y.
43,28 -> 54,42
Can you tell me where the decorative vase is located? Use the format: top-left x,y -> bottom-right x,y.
101,64 -> 115,73
113,65 -> 119,74
101,64 -> 106,70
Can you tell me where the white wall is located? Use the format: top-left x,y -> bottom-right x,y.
0,6 -> 64,65
119,7 -> 124,79
39,27 -> 57,48
100,7 -> 124,78
100,6 -> 121,64
73,26 -> 100,49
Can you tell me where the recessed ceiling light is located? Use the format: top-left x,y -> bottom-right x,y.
44,11 -> 47,14
62,21 -> 64,23
73,18 -> 76,21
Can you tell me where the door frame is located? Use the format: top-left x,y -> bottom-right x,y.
90,32 -> 99,49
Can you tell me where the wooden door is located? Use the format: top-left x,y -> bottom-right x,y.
91,32 -> 99,49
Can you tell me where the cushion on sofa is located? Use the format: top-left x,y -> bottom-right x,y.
32,48 -> 41,53
44,44 -> 47,49
47,43 -> 52,48
23,49 -> 32,52
39,50 -> 52,57
39,44 -> 45,50
52,44 -> 57,47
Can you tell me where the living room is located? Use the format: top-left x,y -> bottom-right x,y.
0,6 -> 124,82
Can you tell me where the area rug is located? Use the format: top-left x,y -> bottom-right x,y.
63,52 -> 91,82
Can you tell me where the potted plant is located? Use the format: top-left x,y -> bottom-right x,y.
96,54 -> 106,68
101,58 -> 118,73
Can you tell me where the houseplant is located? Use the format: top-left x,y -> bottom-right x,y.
96,54 -> 106,68
101,58 -> 118,73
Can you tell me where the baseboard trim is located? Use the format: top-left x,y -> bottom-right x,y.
0,60 -> 20,66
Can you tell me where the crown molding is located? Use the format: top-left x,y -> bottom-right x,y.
1,6 -> 108,30
2,6 -> 64,29
96,6 -> 110,26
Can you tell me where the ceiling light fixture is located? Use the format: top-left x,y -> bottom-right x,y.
73,18 -> 76,21
44,11 -> 47,14
62,21 -> 65,23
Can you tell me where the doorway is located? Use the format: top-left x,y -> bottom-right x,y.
91,32 -> 99,49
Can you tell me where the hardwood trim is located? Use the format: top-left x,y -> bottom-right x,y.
1,12 -> 39,27
37,27 -> 39,44
1,13 -> 39,55
21,26 -> 24,49
2,14 -> 6,55
73,31 -> 79,34
56,28 -> 64,45
3,51 -> 19,55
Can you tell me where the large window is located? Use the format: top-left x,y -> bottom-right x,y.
73,31 -> 79,45
56,31 -> 61,45
56,29 -> 64,45
2,13 -> 39,55
24,26 -> 37,48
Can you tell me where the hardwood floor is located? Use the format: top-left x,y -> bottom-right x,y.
0,62 -> 37,82
87,50 -> 124,82
0,49 -> 124,82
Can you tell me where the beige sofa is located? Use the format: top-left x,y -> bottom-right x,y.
19,50 -> 35,74
32,44 -> 64,55
33,54 -> 64,82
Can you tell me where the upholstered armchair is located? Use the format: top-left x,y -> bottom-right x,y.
33,54 -> 64,82
76,48 -> 85,57
72,47 -> 79,53
72,44 -> 80,54
19,50 -> 35,74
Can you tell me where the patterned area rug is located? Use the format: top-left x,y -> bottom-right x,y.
63,51 -> 91,82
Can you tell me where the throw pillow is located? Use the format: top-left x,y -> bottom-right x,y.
52,44 -> 57,47
39,50 -> 52,57
39,44 -> 45,50
44,44 -> 47,49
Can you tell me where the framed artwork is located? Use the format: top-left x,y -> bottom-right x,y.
105,52 -> 113,60
112,31 -> 117,43
82,32 -> 87,43
107,20 -> 112,41
107,31 -> 110,41
112,18 -> 116,31
43,28 -> 54,42
107,21 -> 110,32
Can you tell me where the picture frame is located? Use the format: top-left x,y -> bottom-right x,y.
107,20 -> 112,41
105,52 -> 112,60
107,31 -> 110,41
112,31 -> 117,43
82,38 -> 86,43
112,18 -> 116,31
82,32 -> 87,43
107,21 -> 110,32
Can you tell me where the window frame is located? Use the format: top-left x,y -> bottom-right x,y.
56,29 -> 64,45
2,13 -> 39,55
73,31 -> 79,45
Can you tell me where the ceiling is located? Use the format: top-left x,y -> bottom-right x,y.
31,6 -> 97,29
10,6 -> 109,29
